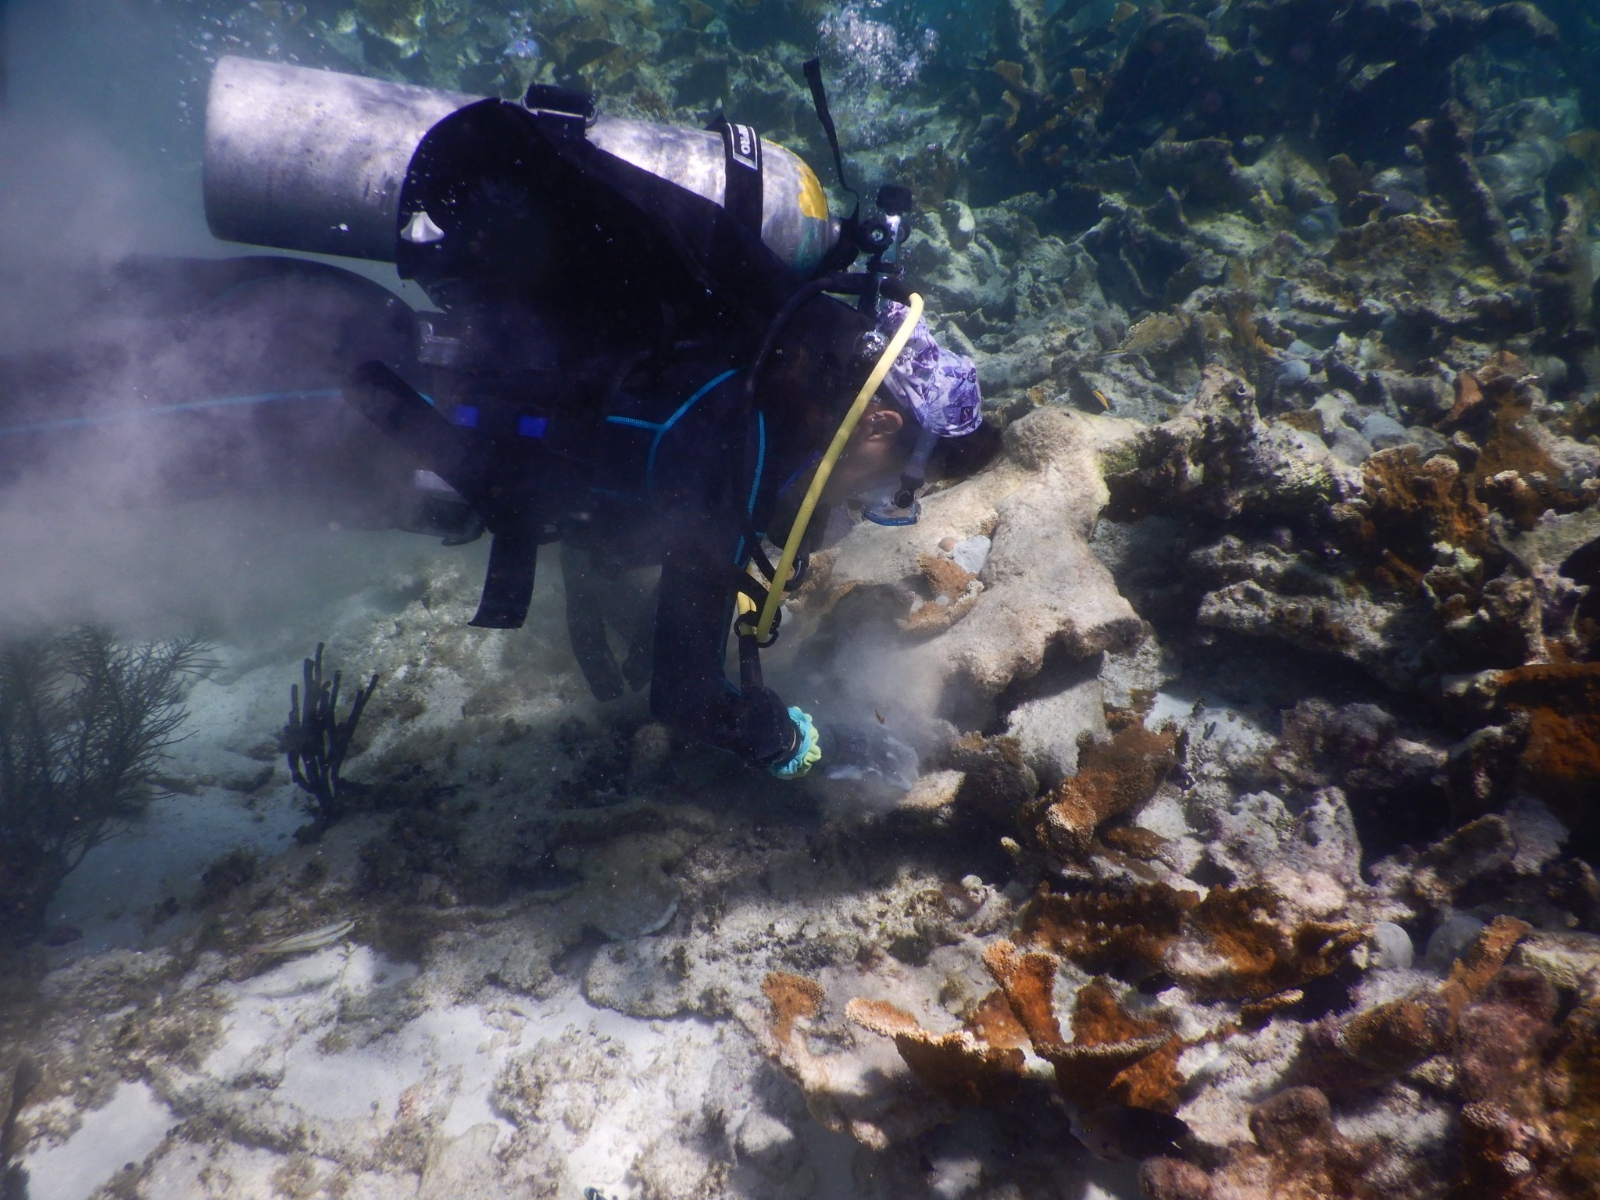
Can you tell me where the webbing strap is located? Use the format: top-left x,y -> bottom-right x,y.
715,117 -> 764,236
802,59 -> 857,215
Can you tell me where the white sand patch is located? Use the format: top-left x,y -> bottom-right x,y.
23,1081 -> 177,1200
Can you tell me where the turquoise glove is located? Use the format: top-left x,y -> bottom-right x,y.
769,706 -> 822,779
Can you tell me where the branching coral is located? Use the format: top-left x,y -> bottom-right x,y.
281,642 -> 379,837
843,998 -> 1026,1107
1019,881 -> 1364,1002
1333,916 -> 1532,1073
1021,719 -> 1179,857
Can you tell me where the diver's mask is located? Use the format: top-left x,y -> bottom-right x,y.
857,423 -> 939,526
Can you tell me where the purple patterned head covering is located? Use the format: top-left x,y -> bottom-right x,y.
876,301 -> 982,437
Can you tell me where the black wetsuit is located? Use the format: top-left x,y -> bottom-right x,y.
581,360 -> 815,768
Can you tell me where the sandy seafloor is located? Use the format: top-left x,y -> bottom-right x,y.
6,536 -> 1156,1199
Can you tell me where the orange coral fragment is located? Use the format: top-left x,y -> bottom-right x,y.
1019,883 -> 1199,980
763,971 -> 824,1045
1495,663 -> 1600,812
1442,914 -> 1533,1015
1051,978 -> 1184,1113
982,941 -> 1064,1052
845,998 -> 1026,1106
964,989 -> 1032,1051
1447,369 -> 1484,423
1173,885 -> 1365,1000
1025,723 -> 1179,858
1340,445 -> 1493,590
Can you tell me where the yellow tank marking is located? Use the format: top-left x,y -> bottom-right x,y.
796,160 -> 830,221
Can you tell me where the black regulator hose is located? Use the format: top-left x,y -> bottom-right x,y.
740,271 -> 912,415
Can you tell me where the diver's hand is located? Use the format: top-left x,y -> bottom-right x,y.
816,723 -> 919,791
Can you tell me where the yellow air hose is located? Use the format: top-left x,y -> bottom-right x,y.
747,291 -> 924,643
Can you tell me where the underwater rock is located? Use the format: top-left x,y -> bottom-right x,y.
1002,670 -> 1107,788
1513,930 -> 1600,995
1530,193 -> 1594,344
1271,700 -> 1447,798
1081,199 -> 1201,313
569,831 -> 686,941
1139,139 -> 1266,216
822,407 -> 1141,734
1207,1086 -> 1375,1199
1237,0 -> 1557,160
1106,366 -> 1354,524
1097,14 -> 1228,154
1412,101 -> 1528,283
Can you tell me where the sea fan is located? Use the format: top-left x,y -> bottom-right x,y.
0,626 -> 209,945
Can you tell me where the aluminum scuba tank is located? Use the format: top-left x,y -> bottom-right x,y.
204,56 -> 837,274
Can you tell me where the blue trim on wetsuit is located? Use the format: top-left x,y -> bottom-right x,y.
603,367 -> 738,495
748,410 -> 767,518
732,409 -> 768,566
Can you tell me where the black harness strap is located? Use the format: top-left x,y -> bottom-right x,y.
802,59 -> 857,216
714,116 -> 764,236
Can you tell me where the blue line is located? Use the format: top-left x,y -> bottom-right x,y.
776,450 -> 821,500
646,368 -> 736,494
747,410 -> 766,517
0,388 -> 345,438
604,415 -> 659,431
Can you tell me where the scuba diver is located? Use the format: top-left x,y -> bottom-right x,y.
0,56 -> 994,786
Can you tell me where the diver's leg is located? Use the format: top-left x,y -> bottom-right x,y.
650,528 -> 798,767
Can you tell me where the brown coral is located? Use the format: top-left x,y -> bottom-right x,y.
900,553 -> 983,635
1023,722 -> 1179,858
1018,883 -> 1199,981
1494,663 -> 1600,813
762,971 -> 823,1046
1052,979 -> 1182,1113
843,999 -> 1025,1106
1334,444 -> 1493,593
1173,885 -> 1367,1001
1329,916 -> 1530,1077
1018,882 -> 1364,1001
981,940 -> 1064,1052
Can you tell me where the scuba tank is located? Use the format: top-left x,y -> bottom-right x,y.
204,56 -> 837,276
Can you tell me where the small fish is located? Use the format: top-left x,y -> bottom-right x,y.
1111,1 -> 1139,26
1071,1104 -> 1188,1161
874,709 -> 885,724
248,918 -> 356,958
1093,389 -> 1112,410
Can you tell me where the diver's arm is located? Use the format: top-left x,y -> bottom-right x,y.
650,532 -> 799,768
